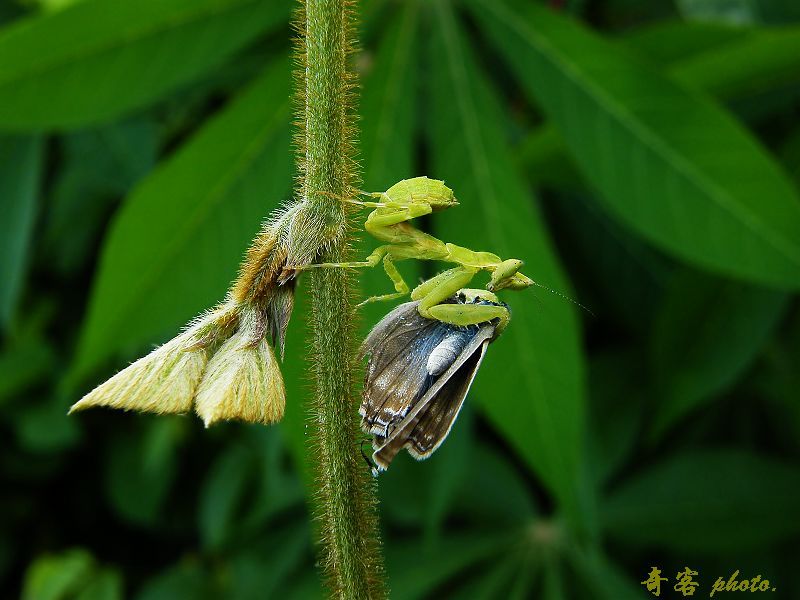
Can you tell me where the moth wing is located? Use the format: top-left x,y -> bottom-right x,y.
359,302 -> 450,436
372,323 -> 494,471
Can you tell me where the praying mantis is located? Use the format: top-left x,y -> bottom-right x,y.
298,176 -> 534,330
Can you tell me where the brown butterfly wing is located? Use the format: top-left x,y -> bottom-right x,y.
359,301 -> 454,436
372,324 -> 494,470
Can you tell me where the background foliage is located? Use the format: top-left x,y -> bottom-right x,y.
1,0 -> 799,597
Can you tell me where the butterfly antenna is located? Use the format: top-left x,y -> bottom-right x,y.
530,281 -> 594,317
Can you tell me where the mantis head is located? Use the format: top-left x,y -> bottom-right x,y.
487,259 -> 534,292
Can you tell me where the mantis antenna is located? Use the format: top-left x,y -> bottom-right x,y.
529,281 -> 594,317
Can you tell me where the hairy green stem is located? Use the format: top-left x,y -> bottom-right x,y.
297,0 -> 386,597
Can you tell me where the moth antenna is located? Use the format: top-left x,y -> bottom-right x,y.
530,281 -> 594,316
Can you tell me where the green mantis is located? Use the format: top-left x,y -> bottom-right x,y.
300,176 -> 533,330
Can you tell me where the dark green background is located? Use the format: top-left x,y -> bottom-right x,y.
1,0 -> 799,598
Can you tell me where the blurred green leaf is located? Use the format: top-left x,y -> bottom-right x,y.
547,192 -> 672,338
0,339 -> 57,406
428,0 -> 589,528
0,135 -> 43,330
358,0 -> 422,329
449,443 -> 537,526
474,0 -> 800,289
75,570 -> 123,600
446,555 -> 523,599
650,270 -> 787,437
677,0 -> 800,25
199,428 -> 303,550
622,20 -> 749,66
43,117 -> 157,274
199,442 -> 252,550
586,352 -> 646,485
275,287 -> 312,485
360,1 -> 419,193
105,418 -> 182,526
71,59 -> 292,385
282,571 -> 325,600
223,523 -> 309,600
387,532 -> 516,600
671,26 -> 800,102
520,23 -> 800,193
22,549 -> 93,600
377,408 -> 476,537
0,0 -> 290,130
239,427 -> 303,527
134,562 -> 212,600
15,394 -> 82,453
541,555 -> 566,600
569,549 -> 648,600
601,449 -> 800,553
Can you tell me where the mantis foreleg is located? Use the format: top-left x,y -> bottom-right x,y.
412,266 -> 510,329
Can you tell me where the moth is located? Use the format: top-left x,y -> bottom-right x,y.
360,290 -> 506,471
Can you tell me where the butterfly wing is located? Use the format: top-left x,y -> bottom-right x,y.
372,322 -> 494,470
359,301 -> 452,436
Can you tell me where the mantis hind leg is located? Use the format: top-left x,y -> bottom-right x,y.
358,256 -> 410,306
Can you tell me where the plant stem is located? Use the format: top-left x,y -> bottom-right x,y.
298,0 -> 386,597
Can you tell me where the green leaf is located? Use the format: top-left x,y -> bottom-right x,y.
21,549 -> 94,600
621,20 -> 750,66
650,270 -> 787,437
135,563 -> 212,600
70,59 -> 292,385
670,26 -> 800,102
0,135 -> 43,330
586,352 -> 646,485
0,0 -> 290,130
519,24 -> 800,192
15,395 -> 82,453
360,1 -> 419,192
377,408 -> 476,536
677,0 -> 800,26
199,429 -> 303,550
0,340 -> 57,406
275,289 -> 312,484
428,0 -> 589,528
472,0 -> 800,290
569,550 -> 649,600
546,192 -> 672,338
76,570 -> 123,600
105,418 -> 183,526
198,442 -> 254,550
387,532 -> 516,600
357,0 -> 422,329
223,523 -> 309,600
449,443 -> 537,526
601,449 -> 800,554
43,117 -> 158,274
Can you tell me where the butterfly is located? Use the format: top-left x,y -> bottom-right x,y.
359,291 -> 506,471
